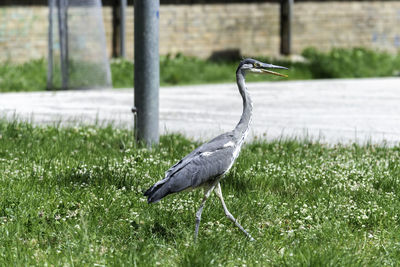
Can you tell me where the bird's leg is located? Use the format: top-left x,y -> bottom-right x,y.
215,183 -> 255,241
194,184 -> 215,242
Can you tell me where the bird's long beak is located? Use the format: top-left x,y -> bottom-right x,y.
257,63 -> 289,78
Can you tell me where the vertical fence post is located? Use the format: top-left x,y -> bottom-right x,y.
134,0 -> 160,146
112,0 -> 118,58
47,0 -> 54,90
280,0 -> 293,55
120,0 -> 126,58
58,0 -> 69,89
112,0 -> 126,58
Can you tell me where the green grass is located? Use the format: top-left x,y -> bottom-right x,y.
1,119 -> 400,265
111,54 -> 308,88
1,48 -> 399,92
0,59 -> 47,92
302,47 -> 400,79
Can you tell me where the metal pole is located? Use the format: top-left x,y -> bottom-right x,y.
64,0 -> 69,87
47,0 -> 54,90
58,0 -> 68,89
112,0 -> 118,57
280,0 -> 293,55
120,0 -> 126,58
134,0 -> 160,146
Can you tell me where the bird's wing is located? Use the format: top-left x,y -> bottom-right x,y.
144,133 -> 236,203
145,145 -> 235,202
165,132 -> 235,178
167,145 -> 235,192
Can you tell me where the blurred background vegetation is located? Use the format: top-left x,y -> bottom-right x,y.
0,47 -> 399,92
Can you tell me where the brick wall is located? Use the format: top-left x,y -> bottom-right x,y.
292,1 -> 400,54
1,1 -> 400,63
102,3 -> 281,60
0,7 -> 48,62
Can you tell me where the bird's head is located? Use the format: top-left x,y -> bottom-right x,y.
237,58 -> 288,78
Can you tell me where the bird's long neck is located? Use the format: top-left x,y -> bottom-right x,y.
234,69 -> 253,139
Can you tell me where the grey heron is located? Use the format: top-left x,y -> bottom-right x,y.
144,58 -> 288,241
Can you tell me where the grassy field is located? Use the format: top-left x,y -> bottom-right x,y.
0,119 -> 400,265
1,48 -> 399,92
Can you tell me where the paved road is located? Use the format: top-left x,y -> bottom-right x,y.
1,77 -> 399,145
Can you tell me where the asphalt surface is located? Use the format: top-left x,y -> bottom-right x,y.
1,77 -> 399,145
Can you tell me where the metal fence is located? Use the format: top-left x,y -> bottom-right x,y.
47,0 -> 112,90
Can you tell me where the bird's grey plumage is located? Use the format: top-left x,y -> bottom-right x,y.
144,58 -> 288,241
144,132 -> 236,203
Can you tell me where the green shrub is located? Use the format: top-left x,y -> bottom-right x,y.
0,48 -> 399,92
302,47 -> 400,78
110,58 -> 134,88
160,53 -> 236,85
0,59 -> 47,92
